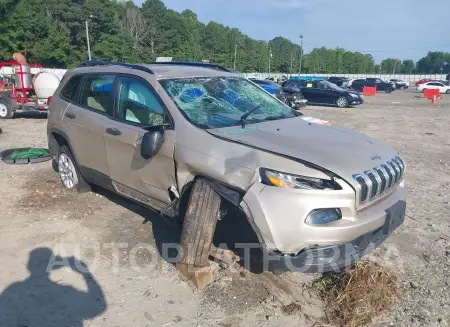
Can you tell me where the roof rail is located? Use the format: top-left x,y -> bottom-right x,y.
78,60 -> 154,75
149,61 -> 234,73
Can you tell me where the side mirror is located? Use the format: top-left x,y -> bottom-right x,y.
141,128 -> 164,160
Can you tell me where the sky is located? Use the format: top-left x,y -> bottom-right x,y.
134,0 -> 450,63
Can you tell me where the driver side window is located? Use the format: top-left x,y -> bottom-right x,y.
116,77 -> 164,126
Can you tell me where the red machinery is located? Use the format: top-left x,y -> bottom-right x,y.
0,61 -> 49,119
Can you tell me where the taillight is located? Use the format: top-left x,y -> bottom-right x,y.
47,97 -> 52,104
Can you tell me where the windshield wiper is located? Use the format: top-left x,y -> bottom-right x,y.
240,103 -> 262,128
263,114 -> 286,121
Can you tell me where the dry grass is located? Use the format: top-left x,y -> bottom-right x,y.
314,261 -> 401,327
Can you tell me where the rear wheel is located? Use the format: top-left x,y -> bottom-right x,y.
399,86 -> 405,90
446,90 -> 450,94
0,100 -> 13,119
57,145 -> 90,192
336,96 -> 349,108
385,88 -> 393,93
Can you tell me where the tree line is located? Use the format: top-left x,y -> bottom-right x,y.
0,0 -> 449,74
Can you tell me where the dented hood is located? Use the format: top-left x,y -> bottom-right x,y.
208,117 -> 399,187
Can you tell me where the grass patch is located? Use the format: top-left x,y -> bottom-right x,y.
314,261 -> 401,327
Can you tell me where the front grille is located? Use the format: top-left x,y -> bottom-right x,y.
353,155 -> 405,205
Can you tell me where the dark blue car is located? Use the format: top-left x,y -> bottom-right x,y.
249,78 -> 281,95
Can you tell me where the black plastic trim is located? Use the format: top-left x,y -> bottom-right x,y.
150,61 -> 233,73
79,166 -> 114,190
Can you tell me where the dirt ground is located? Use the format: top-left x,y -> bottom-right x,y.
0,88 -> 449,327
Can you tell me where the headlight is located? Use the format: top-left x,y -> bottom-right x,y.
350,93 -> 358,98
260,168 -> 342,190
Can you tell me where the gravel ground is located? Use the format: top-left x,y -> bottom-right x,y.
0,88 -> 449,327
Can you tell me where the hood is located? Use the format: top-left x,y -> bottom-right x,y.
208,117 -> 398,189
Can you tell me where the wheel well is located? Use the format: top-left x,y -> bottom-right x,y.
52,132 -> 69,148
177,175 -> 244,220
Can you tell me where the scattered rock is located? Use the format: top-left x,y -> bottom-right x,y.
282,302 -> 302,315
410,281 -> 419,289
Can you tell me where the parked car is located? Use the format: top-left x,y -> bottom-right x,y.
249,78 -> 281,95
283,79 -> 364,108
415,79 -> 431,86
327,77 -> 349,88
48,60 -> 407,274
276,87 -> 308,110
416,81 -> 450,94
389,79 -> 409,90
351,78 -> 395,93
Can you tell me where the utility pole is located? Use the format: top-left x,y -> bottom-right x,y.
298,35 -> 304,76
85,20 -> 91,61
392,60 -> 398,75
85,16 -> 93,61
269,47 -> 272,75
234,41 -> 238,69
290,53 -> 293,75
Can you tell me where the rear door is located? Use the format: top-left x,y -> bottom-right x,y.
435,82 -> 446,93
61,74 -> 115,184
103,75 -> 176,208
317,81 -> 336,104
301,81 -> 320,103
426,82 -> 440,91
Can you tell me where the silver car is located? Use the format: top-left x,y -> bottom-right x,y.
47,61 -> 407,274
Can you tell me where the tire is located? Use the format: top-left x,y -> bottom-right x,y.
179,179 -> 221,266
400,86 -> 405,90
57,145 -> 90,192
0,99 -> 13,119
336,96 -> 349,108
446,90 -> 450,94
385,88 -> 393,94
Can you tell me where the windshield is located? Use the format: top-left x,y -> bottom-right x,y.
160,77 -> 297,129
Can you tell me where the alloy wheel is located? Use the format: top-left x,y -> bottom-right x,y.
58,153 -> 79,190
336,97 -> 348,108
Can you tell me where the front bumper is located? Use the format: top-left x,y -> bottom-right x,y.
350,97 -> 364,105
266,200 -> 406,273
241,180 -> 407,269
294,99 -> 308,109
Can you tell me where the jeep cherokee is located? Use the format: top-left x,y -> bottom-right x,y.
47,61 -> 408,273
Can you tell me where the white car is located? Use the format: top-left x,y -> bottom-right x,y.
389,79 -> 409,89
417,81 -> 450,94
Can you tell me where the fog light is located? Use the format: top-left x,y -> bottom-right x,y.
305,209 -> 342,225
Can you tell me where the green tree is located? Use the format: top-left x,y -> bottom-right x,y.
400,60 -> 415,74
380,58 -> 402,74
416,51 -> 450,74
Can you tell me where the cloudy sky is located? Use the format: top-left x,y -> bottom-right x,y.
134,0 -> 450,62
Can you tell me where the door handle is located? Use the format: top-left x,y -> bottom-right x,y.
65,112 -> 76,119
106,128 -> 122,136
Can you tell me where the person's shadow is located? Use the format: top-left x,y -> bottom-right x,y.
0,247 -> 107,327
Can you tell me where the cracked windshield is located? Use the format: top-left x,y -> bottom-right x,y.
160,77 -> 297,129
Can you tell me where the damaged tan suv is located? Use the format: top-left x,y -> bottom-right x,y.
48,61 -> 407,273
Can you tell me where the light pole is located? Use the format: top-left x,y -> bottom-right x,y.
268,47 -> 272,75
85,15 -> 94,61
298,35 -> 304,76
233,39 -> 240,70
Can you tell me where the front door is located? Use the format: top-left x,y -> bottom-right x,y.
103,75 -> 177,208
61,74 -> 115,182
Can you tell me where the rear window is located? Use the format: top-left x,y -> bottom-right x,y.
79,75 -> 115,113
60,75 -> 82,101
